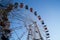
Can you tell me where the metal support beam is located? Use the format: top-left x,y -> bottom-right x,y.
27,22 -> 44,40
27,25 -> 34,40
33,22 -> 43,40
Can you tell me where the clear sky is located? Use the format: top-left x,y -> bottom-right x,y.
0,0 -> 60,40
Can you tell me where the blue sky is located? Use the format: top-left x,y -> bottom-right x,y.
0,0 -> 60,40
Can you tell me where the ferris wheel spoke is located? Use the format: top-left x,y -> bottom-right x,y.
9,13 -> 26,22
13,30 -> 21,40
19,30 -> 27,40
9,9 -> 33,22
11,28 -> 27,40
11,9 -> 28,18
8,10 -> 34,25
10,26 -> 23,32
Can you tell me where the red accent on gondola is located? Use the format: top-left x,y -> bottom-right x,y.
20,3 -> 23,8
30,8 -> 33,12
38,16 -> 41,20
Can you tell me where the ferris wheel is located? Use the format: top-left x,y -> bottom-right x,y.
0,1 -> 50,40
